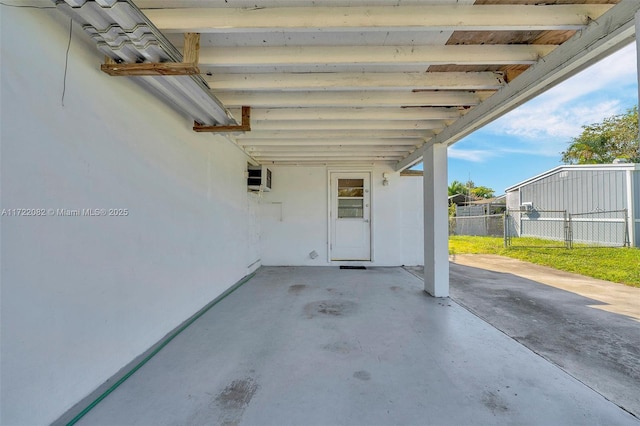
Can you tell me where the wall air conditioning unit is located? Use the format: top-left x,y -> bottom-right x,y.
520,202 -> 533,212
247,165 -> 272,192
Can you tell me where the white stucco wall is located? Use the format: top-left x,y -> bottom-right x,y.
371,169 -> 423,265
259,166 -> 329,265
398,175 -> 425,265
0,7 -> 259,425
259,167 -> 424,266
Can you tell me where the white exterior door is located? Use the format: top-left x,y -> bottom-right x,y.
330,172 -> 371,261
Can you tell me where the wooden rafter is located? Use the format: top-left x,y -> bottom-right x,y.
235,129 -> 431,140
215,90 -> 493,108
101,33 -> 201,76
250,120 -> 448,131
193,106 -> 251,133
88,0 -> 633,166
235,138 -> 426,147
207,72 -> 506,91
238,107 -> 462,121
143,5 -> 613,33
198,45 -> 556,68
395,0 -> 639,171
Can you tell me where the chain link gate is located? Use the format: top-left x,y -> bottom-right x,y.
504,210 -> 570,248
568,209 -> 630,248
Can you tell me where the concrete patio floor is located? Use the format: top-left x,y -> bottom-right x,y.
68,267 -> 637,425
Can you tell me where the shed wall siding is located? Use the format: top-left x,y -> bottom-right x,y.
508,167 -> 638,246
1,8 -> 258,425
519,170 -> 628,213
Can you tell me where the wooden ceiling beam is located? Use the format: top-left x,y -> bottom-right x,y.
144,5 -> 612,33
198,45 -> 556,68
252,150 -> 410,157
207,72 -> 506,91
254,156 -> 404,162
216,90 -> 492,108
259,160 -> 397,166
250,120 -> 448,131
395,0 -> 639,171
244,145 -> 418,153
236,107 -> 462,121
235,129 -> 433,140
235,138 -> 426,147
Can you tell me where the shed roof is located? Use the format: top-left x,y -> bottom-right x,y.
505,163 -> 640,192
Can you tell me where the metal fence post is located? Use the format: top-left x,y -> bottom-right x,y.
624,208 -> 630,247
565,211 -> 573,249
503,211 -> 509,248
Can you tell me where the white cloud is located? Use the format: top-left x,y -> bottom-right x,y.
532,43 -> 637,108
497,100 -> 621,140
485,43 -> 637,142
447,147 -> 496,162
451,44 -> 637,163
497,145 -> 565,158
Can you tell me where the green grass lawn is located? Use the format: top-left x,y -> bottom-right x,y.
449,236 -> 640,288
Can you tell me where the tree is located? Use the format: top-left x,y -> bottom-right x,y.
448,180 -> 466,196
561,106 -> 639,164
470,186 -> 495,199
448,180 -> 495,199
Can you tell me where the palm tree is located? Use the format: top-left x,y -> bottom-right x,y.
448,180 -> 466,196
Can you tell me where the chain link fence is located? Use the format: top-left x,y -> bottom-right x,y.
450,209 -> 631,248
503,209 -> 629,248
449,214 -> 504,237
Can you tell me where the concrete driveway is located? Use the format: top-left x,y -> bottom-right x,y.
411,254 -> 640,418
451,254 -> 640,321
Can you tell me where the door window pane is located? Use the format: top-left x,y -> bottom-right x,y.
338,179 -> 364,189
338,199 -> 363,218
338,187 -> 363,197
338,179 -> 364,197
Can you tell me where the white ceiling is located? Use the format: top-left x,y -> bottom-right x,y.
63,0 -> 639,168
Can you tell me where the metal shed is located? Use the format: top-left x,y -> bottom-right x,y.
505,164 -> 640,247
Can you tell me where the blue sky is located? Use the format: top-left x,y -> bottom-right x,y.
440,43 -> 638,195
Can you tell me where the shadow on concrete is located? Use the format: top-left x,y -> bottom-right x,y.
447,262 -> 640,418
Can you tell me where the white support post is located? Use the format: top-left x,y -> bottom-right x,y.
634,10 -> 640,248
423,142 -> 449,297
626,170 -> 635,247
636,10 -> 640,149
636,10 -> 640,137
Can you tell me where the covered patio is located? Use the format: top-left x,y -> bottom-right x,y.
56,267 -> 637,425
3,1 -> 640,424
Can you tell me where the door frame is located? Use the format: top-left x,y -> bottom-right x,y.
327,169 -> 373,263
